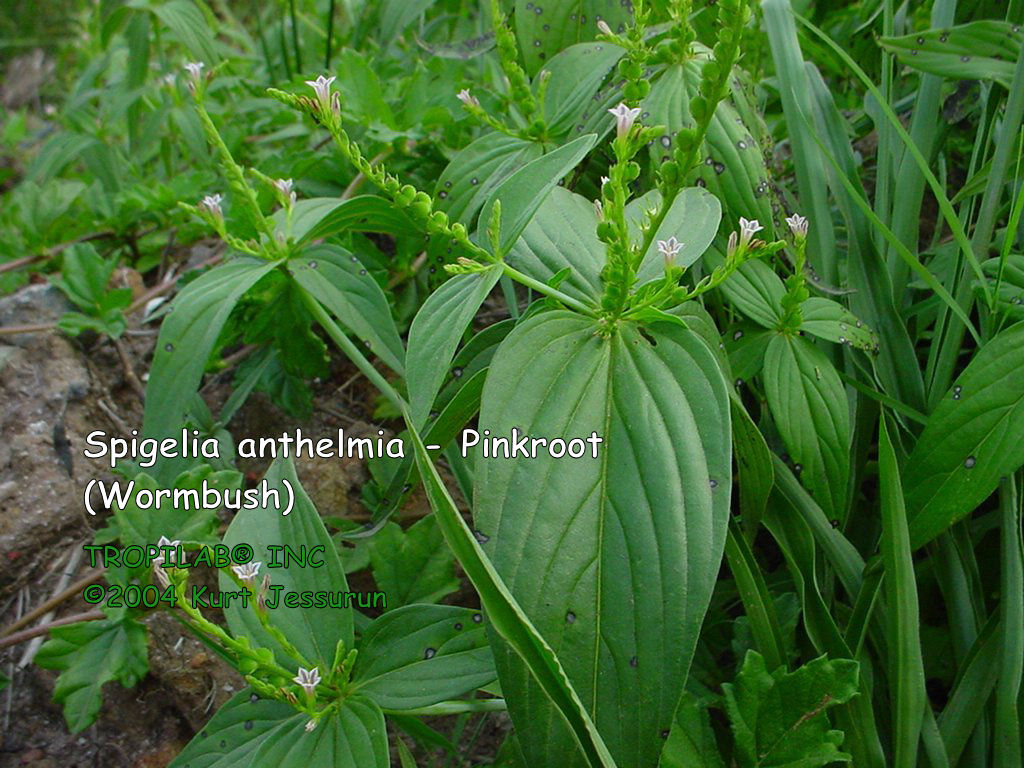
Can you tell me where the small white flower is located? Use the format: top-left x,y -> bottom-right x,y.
154,536 -> 181,567
597,20 -> 613,36
184,61 -> 204,92
608,103 -> 642,140
785,213 -> 808,238
738,217 -> 763,247
199,193 -> 223,219
594,199 -> 604,220
161,73 -> 177,88
43,104 -> 57,116
658,236 -> 684,266
293,666 -> 321,695
231,561 -> 261,584
305,74 -> 336,105
727,230 -> 739,258
456,89 -> 480,108
274,178 -> 297,205
305,718 -> 317,732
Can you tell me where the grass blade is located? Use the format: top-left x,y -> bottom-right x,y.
879,413 -> 927,767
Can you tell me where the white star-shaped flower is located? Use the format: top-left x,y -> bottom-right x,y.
456,89 -> 480,108
199,193 -> 223,219
154,536 -> 181,567
293,666 -> 321,696
657,236 -> 684,265
738,217 -> 763,247
607,103 -> 642,139
785,213 -> 808,238
305,75 -> 336,105
231,561 -> 261,585
274,178 -> 297,205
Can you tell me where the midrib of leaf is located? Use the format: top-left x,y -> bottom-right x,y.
591,329 -> 616,719
759,692 -> 835,764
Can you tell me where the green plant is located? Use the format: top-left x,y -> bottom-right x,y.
9,0 -> 1024,765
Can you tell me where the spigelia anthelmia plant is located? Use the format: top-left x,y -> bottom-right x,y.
7,0 -> 1022,765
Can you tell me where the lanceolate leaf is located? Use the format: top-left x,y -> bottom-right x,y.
799,297 -> 878,354
352,604 -> 496,710
879,21 -> 1023,88
435,132 -> 542,226
404,410 -> 618,768
288,245 -> 405,375
473,310 -> 731,767
220,458 -> 353,668
506,186 -> 605,301
878,415 -> 926,767
168,689 -> 297,768
142,258 -> 278,484
763,334 -> 850,519
514,0 -> 633,75
277,196 -> 414,244
477,133 -> 597,257
905,321 -> 1024,548
540,42 -> 625,137
249,697 -> 388,767
406,264 -> 503,428
625,187 -> 722,281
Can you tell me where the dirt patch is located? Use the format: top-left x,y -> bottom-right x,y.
0,279 -> 500,765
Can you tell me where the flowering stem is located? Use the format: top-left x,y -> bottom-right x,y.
501,263 -> 598,317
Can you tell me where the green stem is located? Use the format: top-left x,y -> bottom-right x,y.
501,263 -> 597,316
300,290 -> 408,412
289,0 -> 302,72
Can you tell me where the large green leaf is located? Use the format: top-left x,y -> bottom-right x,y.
404,412 -> 617,768
763,334 -> 850,520
879,21 -> 1023,88
905,321 -> 1024,548
505,186 -> 605,301
220,458 -> 353,668
478,133 -> 597,257
142,258 -> 278,482
723,651 -> 859,768
144,0 -> 219,63
277,196 -> 414,244
249,698 -> 388,767
288,245 -> 405,375
406,264 -> 503,428
352,604 -> 496,710
625,187 -> 722,281
168,689 -> 296,768
540,42 -> 625,137
473,310 -> 731,767
514,0 -> 633,75
435,132 -> 542,226
171,690 -> 388,768
36,614 -> 149,733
